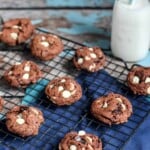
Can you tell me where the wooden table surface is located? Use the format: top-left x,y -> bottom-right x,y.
0,0 -> 114,50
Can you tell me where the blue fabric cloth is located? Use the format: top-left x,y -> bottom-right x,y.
0,70 -> 150,150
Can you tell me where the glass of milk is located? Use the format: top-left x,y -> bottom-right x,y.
111,0 -> 150,62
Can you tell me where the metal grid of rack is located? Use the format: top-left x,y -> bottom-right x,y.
0,27 -> 150,150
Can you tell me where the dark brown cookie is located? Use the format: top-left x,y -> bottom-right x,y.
30,34 -> 64,61
73,47 -> 106,72
127,66 -> 150,95
45,76 -> 82,106
0,18 -> 34,46
59,131 -> 102,150
6,106 -> 44,137
91,93 -> 133,125
0,97 -> 5,111
4,60 -> 42,88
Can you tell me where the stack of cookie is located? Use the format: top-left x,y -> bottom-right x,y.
0,17 -> 150,149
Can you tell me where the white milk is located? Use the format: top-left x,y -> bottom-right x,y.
111,0 -> 150,62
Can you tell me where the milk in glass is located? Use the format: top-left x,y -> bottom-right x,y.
111,0 -> 150,62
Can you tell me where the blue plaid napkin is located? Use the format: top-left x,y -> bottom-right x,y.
1,69 -> 150,150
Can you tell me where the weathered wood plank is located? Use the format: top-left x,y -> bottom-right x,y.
46,0 -> 114,7
0,0 -> 46,7
0,0 -> 114,8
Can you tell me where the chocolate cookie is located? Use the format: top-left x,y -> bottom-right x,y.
45,76 -> 82,106
6,106 -> 44,137
0,18 -> 34,46
91,93 -> 133,125
30,34 -> 64,61
73,47 -> 106,72
127,66 -> 150,95
0,97 -> 5,111
4,60 -> 42,88
59,130 -> 102,150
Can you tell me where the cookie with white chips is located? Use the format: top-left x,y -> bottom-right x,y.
91,93 -> 133,125
45,76 -> 82,106
0,18 -> 34,46
6,106 -> 44,137
59,130 -> 102,150
30,33 -> 64,61
4,60 -> 42,88
127,66 -> 150,95
73,47 -> 106,72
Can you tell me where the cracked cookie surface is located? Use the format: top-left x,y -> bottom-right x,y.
0,18 -> 34,46
73,47 -> 106,72
127,66 -> 150,95
45,76 -> 82,106
59,131 -> 102,150
31,34 -> 64,61
6,106 -> 44,137
4,60 -> 42,88
91,93 -> 133,125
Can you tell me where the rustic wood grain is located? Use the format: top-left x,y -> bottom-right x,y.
0,0 -> 114,8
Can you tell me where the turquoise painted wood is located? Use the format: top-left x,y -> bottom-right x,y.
47,10 -> 112,49
46,0 -> 115,7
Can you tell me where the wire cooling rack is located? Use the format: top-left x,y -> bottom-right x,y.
0,27 -> 150,150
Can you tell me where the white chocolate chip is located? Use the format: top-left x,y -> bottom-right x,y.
16,114 -> 25,125
87,145 -> 93,150
12,25 -> 22,29
30,108 -> 39,115
24,65 -> 30,72
78,130 -> 86,136
71,90 -> 76,95
53,35 -> 58,38
0,32 -> 2,35
69,145 -> 77,150
121,103 -> 126,111
102,102 -> 108,108
77,58 -> 84,64
116,98 -> 122,103
147,87 -> 150,94
61,79 -> 66,83
69,83 -> 75,91
41,41 -> 49,47
16,118 -> 25,125
49,84 -> 54,88
22,73 -> 29,80
58,86 -> 64,92
85,56 -> 91,61
59,144 -> 62,150
75,136 -> 81,141
89,48 -> 93,51
8,71 -> 12,75
41,36 -> 46,40
10,32 -> 18,40
86,136 -> 93,143
89,64 -> 96,71
132,76 -> 140,84
62,90 -> 71,98
90,53 -> 97,59
52,96 -> 56,100
145,77 -> 150,83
